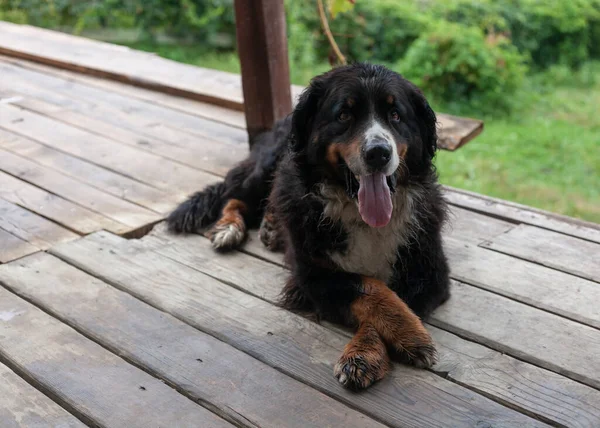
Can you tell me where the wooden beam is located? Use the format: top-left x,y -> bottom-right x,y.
234,0 -> 293,143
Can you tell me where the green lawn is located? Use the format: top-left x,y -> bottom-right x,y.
125,42 -> 600,223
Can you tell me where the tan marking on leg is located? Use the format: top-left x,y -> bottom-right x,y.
208,199 -> 247,250
351,276 -> 437,368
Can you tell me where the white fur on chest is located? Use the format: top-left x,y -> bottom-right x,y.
318,184 -> 419,282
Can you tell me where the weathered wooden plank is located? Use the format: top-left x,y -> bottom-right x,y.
0,55 -> 248,129
435,114 -> 484,151
0,361 -> 85,428
0,253 -> 385,428
0,198 -> 78,249
0,104 -> 220,194
0,24 -> 482,150
0,60 -> 249,146
445,237 -> 600,329
0,147 -> 159,229
431,281 -> 600,390
0,171 -> 126,235
3,91 -> 247,177
431,326 -> 600,428
22,105 -> 245,177
445,206 -> 515,245
444,187 -> 600,244
242,230 -> 284,265
0,287 -> 232,428
0,228 -> 38,263
482,224 -> 600,283
0,129 -> 177,214
0,21 -> 243,109
50,231 -> 546,428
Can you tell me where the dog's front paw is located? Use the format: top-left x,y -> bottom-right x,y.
209,222 -> 245,251
334,353 -> 386,390
258,215 -> 283,252
395,338 -> 438,369
334,324 -> 390,390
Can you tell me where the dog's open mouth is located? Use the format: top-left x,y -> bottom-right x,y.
343,163 -> 397,228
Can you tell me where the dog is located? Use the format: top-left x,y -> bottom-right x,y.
167,63 -> 450,390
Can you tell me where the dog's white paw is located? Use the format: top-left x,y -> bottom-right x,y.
210,223 -> 245,250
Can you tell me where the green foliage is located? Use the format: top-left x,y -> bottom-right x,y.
328,0 -> 355,18
2,0 -> 599,110
427,0 -> 600,68
399,21 -> 528,113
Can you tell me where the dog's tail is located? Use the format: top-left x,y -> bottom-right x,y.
167,181 -> 227,234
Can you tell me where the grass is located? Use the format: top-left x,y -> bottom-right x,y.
124,41 -> 600,223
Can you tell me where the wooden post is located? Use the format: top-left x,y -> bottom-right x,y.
234,0 -> 293,145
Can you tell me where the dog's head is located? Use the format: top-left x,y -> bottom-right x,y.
289,63 -> 438,228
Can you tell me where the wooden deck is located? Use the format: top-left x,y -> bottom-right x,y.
1,23 -> 600,428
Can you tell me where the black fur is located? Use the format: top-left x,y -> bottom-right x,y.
168,63 -> 450,324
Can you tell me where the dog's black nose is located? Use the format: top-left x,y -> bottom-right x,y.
364,141 -> 392,170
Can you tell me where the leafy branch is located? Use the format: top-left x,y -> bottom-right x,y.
317,0 -> 355,66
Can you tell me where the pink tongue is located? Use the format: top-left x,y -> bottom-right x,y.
358,172 -> 393,228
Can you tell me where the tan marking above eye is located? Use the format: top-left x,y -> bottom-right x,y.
386,95 -> 394,105
347,97 -> 355,107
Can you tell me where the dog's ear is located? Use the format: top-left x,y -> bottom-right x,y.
411,87 -> 438,160
290,78 -> 325,152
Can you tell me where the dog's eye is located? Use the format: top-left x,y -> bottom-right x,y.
338,111 -> 352,122
390,110 -> 400,122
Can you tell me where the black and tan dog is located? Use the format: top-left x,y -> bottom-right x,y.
168,63 -> 450,390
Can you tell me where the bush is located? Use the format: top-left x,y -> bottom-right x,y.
399,21 -> 528,112
2,0 -> 598,111
427,0 -> 600,69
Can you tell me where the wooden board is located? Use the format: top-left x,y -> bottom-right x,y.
0,55 -> 248,129
431,281 -> 600,390
17,105 -> 245,177
0,23 -> 483,150
0,286 -> 232,428
482,224 -> 600,283
444,187 -> 600,244
49,231 -> 545,428
0,171 -> 126,235
0,253 -> 386,428
430,326 -> 600,428
0,21 -> 242,109
0,147 -> 159,229
0,198 -> 77,249
0,104 -> 220,194
444,206 -> 515,245
0,361 -> 85,428
0,228 -> 38,263
0,60 -> 249,146
445,237 -> 600,329
0,130 -> 177,214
